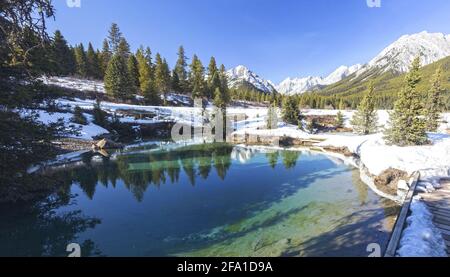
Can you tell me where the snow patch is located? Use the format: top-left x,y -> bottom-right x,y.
397,197 -> 447,257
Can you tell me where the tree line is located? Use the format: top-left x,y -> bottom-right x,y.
44,24 -> 231,106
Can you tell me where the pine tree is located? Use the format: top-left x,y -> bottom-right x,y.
108,23 -> 123,53
219,64 -> 229,97
86,42 -> 101,79
207,57 -> 221,98
136,47 -> 159,104
385,57 -> 428,146
72,106 -> 87,125
189,55 -> 206,99
351,82 -> 379,135
50,30 -> 76,76
100,39 -> 111,77
174,46 -> 188,93
171,69 -> 181,93
127,54 -> 140,89
92,99 -> 108,128
424,67 -> 443,132
104,54 -> 135,100
154,53 -> 171,105
282,96 -> 302,126
117,38 -> 130,58
74,44 -> 87,78
335,111 -> 345,128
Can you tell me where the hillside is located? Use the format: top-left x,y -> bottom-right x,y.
314,56 -> 450,109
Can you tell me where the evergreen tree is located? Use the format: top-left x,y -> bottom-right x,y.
108,23 -> 122,53
50,30 -> 75,75
117,38 -> 130,57
171,69 -> 181,93
385,57 -> 428,146
174,46 -> 188,92
127,54 -> 140,89
282,96 -> 302,126
189,55 -> 206,99
100,39 -> 111,77
154,54 -> 171,105
136,47 -> 158,104
92,99 -> 108,128
72,106 -> 87,125
86,42 -> 101,79
424,67 -> 443,132
104,54 -> 135,99
219,64 -> 229,97
351,82 -> 378,135
74,43 -> 87,78
207,57 -> 221,98
335,111 -> 345,128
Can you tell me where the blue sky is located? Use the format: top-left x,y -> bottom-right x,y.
48,0 -> 450,83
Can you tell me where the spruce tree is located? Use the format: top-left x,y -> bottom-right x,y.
104,54 -> 135,100
136,47 -> 159,104
92,99 -> 108,128
189,55 -> 206,99
117,38 -> 131,58
171,69 -> 181,93
50,30 -> 75,76
351,82 -> 378,135
282,96 -> 302,126
174,46 -> 188,92
72,106 -> 87,125
127,54 -> 140,89
154,54 -> 171,105
335,111 -> 345,128
219,64 -> 229,96
86,42 -> 101,79
74,44 -> 88,78
385,57 -> 428,146
424,67 -> 443,132
108,23 -> 123,53
100,39 -> 112,77
207,57 -> 221,98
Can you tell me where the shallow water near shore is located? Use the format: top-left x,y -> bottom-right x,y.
0,143 -> 399,257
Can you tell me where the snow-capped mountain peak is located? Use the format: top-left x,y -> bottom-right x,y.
276,64 -> 362,95
226,65 -> 276,93
360,31 -> 450,74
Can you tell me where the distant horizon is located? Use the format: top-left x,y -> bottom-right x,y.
48,0 -> 450,83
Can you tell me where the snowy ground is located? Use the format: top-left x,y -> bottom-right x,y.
20,109 -> 109,140
41,76 -> 106,93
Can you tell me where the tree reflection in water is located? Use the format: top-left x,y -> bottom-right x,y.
0,194 -> 102,257
50,144 -> 307,202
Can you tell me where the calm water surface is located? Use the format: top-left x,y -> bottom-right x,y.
0,143 -> 399,257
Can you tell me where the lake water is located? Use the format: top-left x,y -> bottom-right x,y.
0,143 -> 399,257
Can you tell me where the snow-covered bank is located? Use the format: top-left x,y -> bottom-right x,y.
397,197 -> 447,257
20,109 -> 109,140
